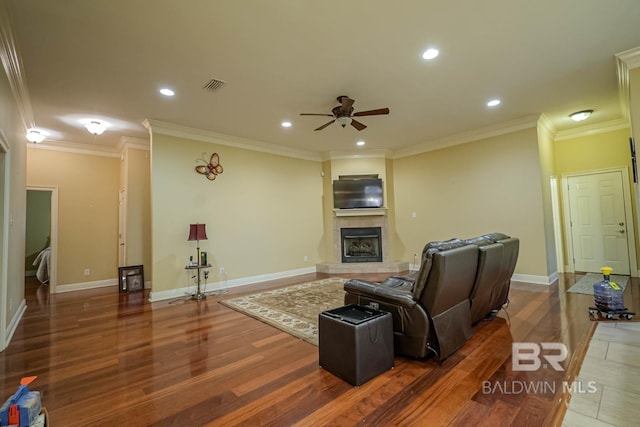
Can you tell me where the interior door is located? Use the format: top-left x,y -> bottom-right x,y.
567,171 -> 630,275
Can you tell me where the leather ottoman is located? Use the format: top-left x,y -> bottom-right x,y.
318,304 -> 394,386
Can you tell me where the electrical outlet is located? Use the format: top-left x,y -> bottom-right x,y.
304,255 -> 308,262
84,268 -> 90,276
219,267 -> 225,275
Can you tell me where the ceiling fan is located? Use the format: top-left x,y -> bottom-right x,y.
300,96 -> 390,131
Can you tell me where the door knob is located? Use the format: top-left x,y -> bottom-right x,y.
619,222 -> 625,226
619,230 -> 626,234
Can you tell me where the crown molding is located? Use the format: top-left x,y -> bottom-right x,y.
321,149 -> 392,161
537,114 -> 557,139
0,2 -> 34,130
117,136 -> 149,154
617,47 -> 640,70
614,46 -> 640,125
29,140 -> 121,158
144,119 -> 322,162
553,118 -> 630,141
0,129 -> 8,153
391,114 -> 540,159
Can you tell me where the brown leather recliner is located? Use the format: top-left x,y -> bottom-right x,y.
465,233 -> 520,324
466,238 -> 504,324
490,235 -> 519,311
344,239 -> 479,360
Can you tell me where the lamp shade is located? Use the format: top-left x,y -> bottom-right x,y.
188,223 -> 208,241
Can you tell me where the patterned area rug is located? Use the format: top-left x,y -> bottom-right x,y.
219,277 -> 347,345
567,273 -> 629,295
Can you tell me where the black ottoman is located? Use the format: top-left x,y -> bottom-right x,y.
318,304 -> 394,386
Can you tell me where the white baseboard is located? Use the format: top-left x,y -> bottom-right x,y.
55,278 -> 117,293
512,272 -> 557,286
147,266 -> 557,301
148,266 -> 317,302
5,299 -> 27,347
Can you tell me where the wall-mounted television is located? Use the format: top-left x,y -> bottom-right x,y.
333,177 -> 383,209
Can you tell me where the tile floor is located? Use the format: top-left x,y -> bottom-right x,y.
562,321 -> 640,427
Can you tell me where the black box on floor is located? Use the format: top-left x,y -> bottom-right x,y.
318,304 -> 394,386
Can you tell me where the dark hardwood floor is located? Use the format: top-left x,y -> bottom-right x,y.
1,273 -> 638,426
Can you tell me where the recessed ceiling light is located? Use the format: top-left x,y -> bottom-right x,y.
281,121 -> 292,128
422,48 -> 439,60
159,88 -> 175,97
487,99 -> 501,107
356,141 -> 365,146
569,110 -> 593,122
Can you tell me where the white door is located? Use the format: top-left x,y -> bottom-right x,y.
118,189 -> 126,266
567,171 -> 630,274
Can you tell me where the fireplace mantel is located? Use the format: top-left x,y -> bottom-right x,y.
333,208 -> 387,217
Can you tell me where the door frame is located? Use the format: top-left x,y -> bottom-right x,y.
0,130 -> 9,351
561,167 -> 638,276
26,186 -> 58,293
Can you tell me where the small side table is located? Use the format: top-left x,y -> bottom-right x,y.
185,264 -> 211,300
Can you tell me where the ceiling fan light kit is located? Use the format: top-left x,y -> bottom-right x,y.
299,95 -> 390,131
26,129 -> 46,143
84,120 -> 106,135
336,117 -> 352,128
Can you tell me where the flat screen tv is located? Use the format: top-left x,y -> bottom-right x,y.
333,178 -> 383,209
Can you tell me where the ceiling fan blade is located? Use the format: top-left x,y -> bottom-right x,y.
314,120 -> 335,131
353,107 -> 390,117
300,113 -> 334,116
350,119 -> 367,131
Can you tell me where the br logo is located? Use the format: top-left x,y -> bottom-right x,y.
512,342 -> 568,371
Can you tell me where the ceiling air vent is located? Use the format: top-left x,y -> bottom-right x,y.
203,78 -> 226,92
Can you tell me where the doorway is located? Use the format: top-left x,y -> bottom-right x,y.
563,168 -> 637,275
0,134 -> 9,351
25,187 -> 58,293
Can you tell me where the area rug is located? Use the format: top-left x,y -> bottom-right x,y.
567,273 -> 629,295
219,277 -> 347,345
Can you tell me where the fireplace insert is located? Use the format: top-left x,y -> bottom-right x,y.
341,227 -> 382,263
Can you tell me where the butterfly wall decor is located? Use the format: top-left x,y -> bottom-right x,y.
195,152 -> 224,181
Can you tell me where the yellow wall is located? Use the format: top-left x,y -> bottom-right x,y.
150,131 -> 324,293
631,68 -> 640,149
27,149 -> 120,286
392,127 -> 549,276
553,127 -> 637,267
0,52 -> 28,343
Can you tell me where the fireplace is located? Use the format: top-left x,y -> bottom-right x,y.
341,227 -> 382,263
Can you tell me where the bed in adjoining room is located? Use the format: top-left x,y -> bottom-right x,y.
33,246 -> 51,284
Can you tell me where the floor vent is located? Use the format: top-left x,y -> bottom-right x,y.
203,78 -> 226,92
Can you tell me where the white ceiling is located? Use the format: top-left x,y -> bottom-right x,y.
7,0 -> 640,157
